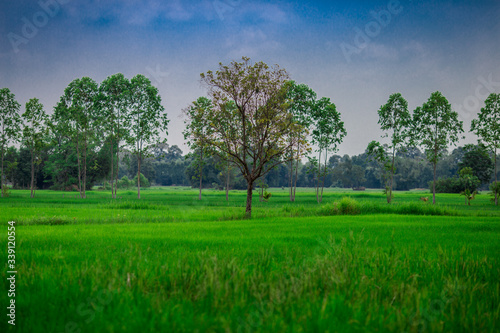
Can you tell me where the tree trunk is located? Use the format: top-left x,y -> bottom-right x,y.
432,162 -> 436,205
1,131 -> 4,197
76,140 -> 82,198
289,157 -> 293,202
388,149 -> 395,204
226,162 -> 229,202
116,118 -> 120,199
293,151 -> 300,201
137,153 -> 141,199
245,180 -> 253,218
30,148 -> 35,198
495,147 -> 498,206
316,151 -> 321,204
199,148 -> 203,200
83,141 -> 87,199
110,143 -> 114,198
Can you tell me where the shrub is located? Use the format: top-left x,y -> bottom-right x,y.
338,197 -> 361,215
132,173 -> 151,188
489,182 -> 500,204
118,176 -> 133,189
429,177 -> 480,193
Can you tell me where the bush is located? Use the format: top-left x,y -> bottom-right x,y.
132,173 -> 150,188
489,182 -> 500,204
429,177 -> 480,193
119,176 -> 134,189
338,197 -> 361,215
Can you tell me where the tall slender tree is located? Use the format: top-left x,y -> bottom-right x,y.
22,98 -> 48,198
183,97 -> 213,200
376,93 -> 411,203
311,97 -> 346,204
99,74 -> 131,199
471,93 -> 500,205
413,91 -> 464,204
286,81 -> 315,202
0,88 -> 21,197
54,77 -> 99,198
127,74 -> 168,199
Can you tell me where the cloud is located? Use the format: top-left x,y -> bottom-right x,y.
225,28 -> 283,59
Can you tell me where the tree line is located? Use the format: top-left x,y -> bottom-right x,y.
1,57 -> 499,216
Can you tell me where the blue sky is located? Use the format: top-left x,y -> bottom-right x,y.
1,0 -> 499,155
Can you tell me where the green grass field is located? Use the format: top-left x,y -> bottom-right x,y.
1,188 -> 499,332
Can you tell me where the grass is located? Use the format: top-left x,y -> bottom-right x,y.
1,187 -> 499,332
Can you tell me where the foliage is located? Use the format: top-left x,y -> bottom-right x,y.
199,57 -> 305,217
429,176 -> 480,194
286,81 -> 316,201
0,87 -> 21,197
412,91 -> 464,204
183,97 -> 214,200
366,141 -> 392,200
22,98 -> 49,198
489,182 -> 500,203
460,188 -> 477,206
53,77 -> 99,198
458,144 -> 494,185
471,93 -> 500,205
98,73 -> 131,198
375,93 -> 411,203
311,97 -> 346,203
132,173 -> 151,188
127,74 -> 168,198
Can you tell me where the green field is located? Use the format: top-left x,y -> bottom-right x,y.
1,188 -> 499,332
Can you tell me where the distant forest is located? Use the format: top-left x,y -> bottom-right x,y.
4,142 -> 498,192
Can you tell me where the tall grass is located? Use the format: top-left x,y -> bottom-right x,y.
5,224 -> 499,333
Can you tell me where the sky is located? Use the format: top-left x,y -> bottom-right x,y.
1,0 -> 499,156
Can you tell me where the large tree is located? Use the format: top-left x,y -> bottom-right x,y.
375,93 -> 411,203
98,73 -> 131,199
471,93 -> 500,205
0,88 -> 22,197
22,98 -> 48,198
54,77 -> 99,198
127,74 -> 168,199
458,144 -> 494,186
199,57 -> 305,217
311,97 -> 346,203
413,91 -> 464,204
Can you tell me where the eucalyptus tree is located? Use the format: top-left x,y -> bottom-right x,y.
366,140 -> 391,194
22,98 -> 48,198
413,91 -> 464,204
199,57 -> 305,218
0,88 -> 21,197
183,97 -> 213,200
471,93 -> 500,205
374,93 -> 411,203
99,73 -> 131,198
311,97 -> 346,204
53,77 -> 99,198
286,81 -> 316,201
127,74 -> 168,199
